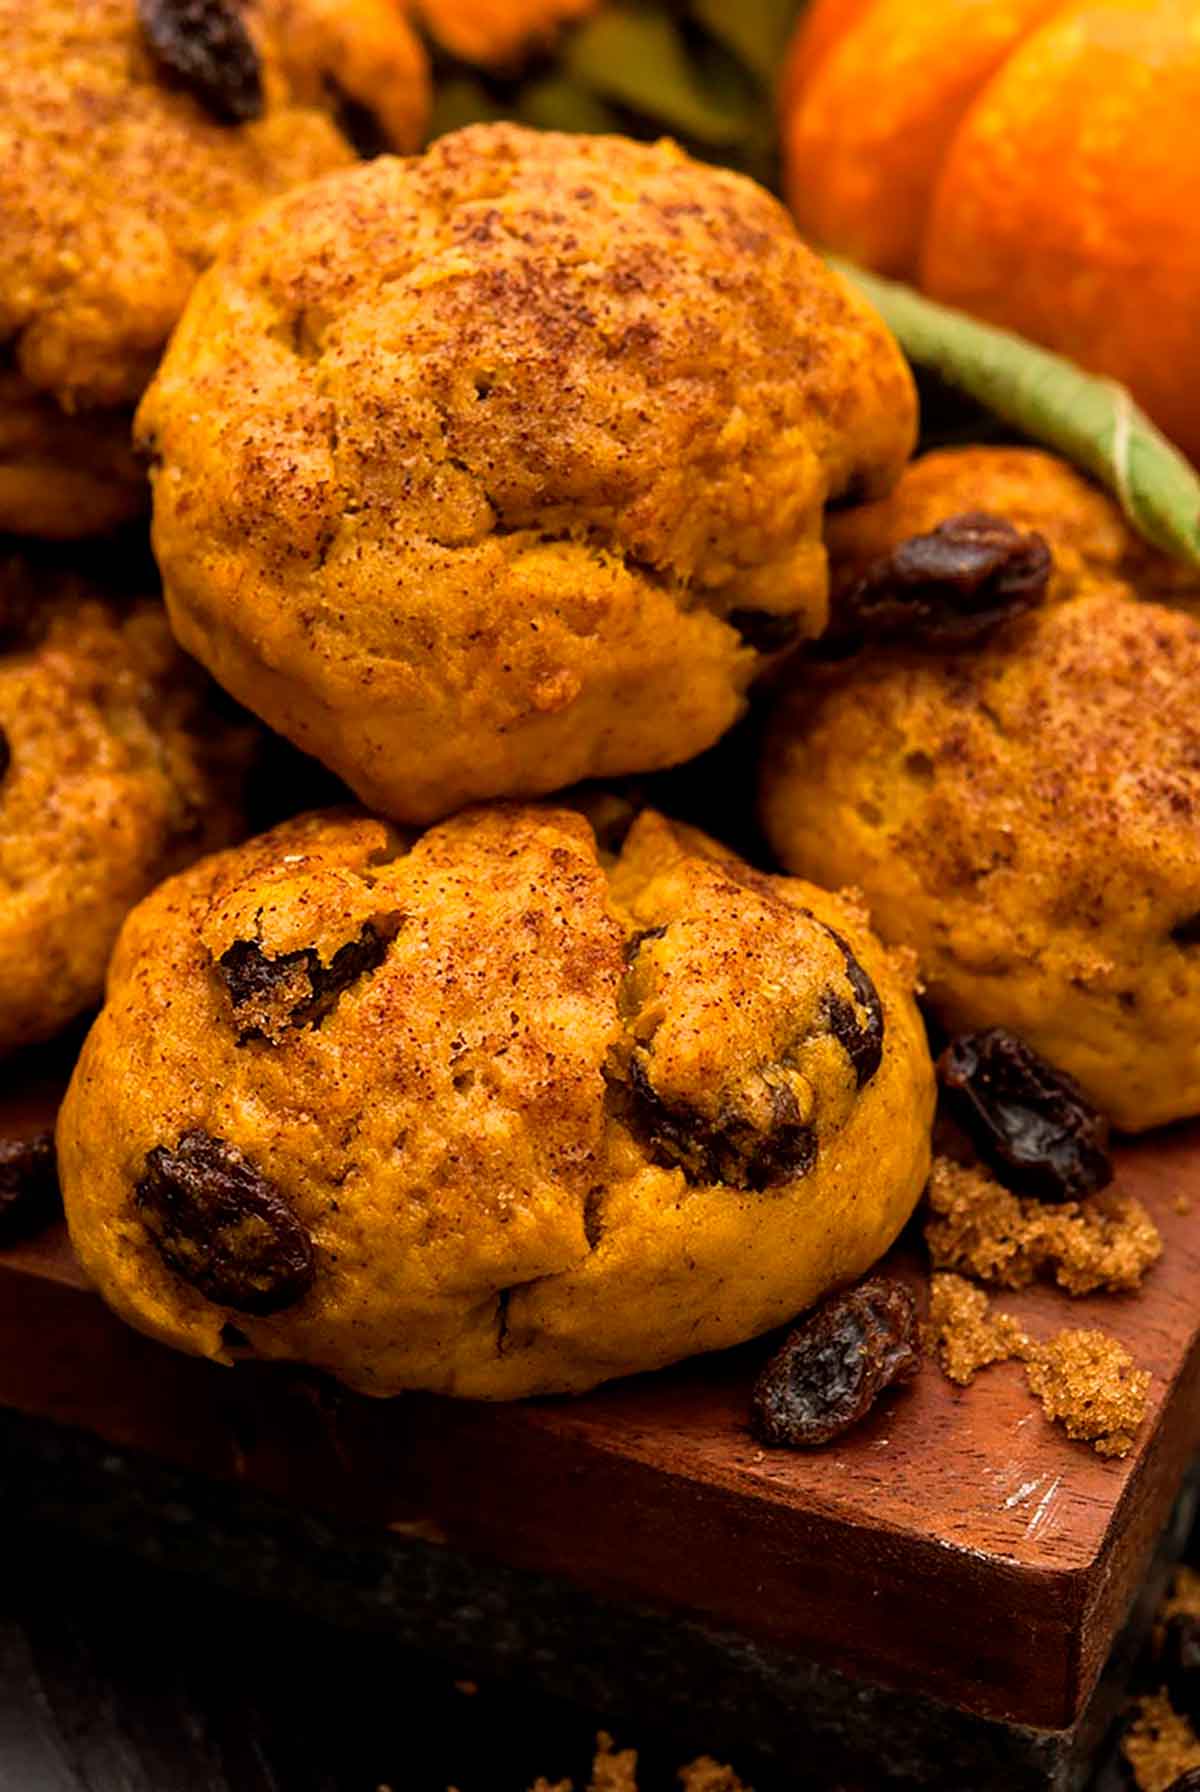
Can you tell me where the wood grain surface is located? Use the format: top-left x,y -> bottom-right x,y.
3,1062 -> 1200,1736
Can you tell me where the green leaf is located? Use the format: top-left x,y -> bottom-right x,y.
517,75 -> 625,137
831,259 -> 1200,571
427,77 -> 504,141
566,9 -> 755,146
691,0 -> 805,85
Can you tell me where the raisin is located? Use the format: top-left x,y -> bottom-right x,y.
136,1129 -> 314,1314
217,919 -> 395,1042
833,511 -> 1051,651
0,724 -> 9,785
1163,1613 -> 1200,1727
0,1132 -> 61,1246
750,1277 -> 921,1448
815,921 -> 884,1088
938,1029 -> 1113,1203
726,609 -> 802,655
1165,1775 -> 1200,1792
624,1053 -> 818,1191
1172,912 -> 1200,947
138,0 -> 264,125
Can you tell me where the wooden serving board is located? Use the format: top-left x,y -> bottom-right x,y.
3,1055 -> 1200,1765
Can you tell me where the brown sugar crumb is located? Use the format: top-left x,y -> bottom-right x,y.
926,1272 -> 1028,1385
924,1156 -> 1161,1295
587,1735 -> 639,1792
528,1735 -> 638,1792
1165,1566 -> 1200,1625
1023,1329 -> 1151,1458
678,1763 -> 751,1792
1122,1692 -> 1200,1791
525,1736 -> 749,1792
927,1276 -> 1150,1456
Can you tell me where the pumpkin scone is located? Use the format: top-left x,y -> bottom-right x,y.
0,367 -> 147,542
761,586 -> 1200,1131
0,551 -> 255,1055
136,122 -> 917,824
57,805 -> 934,1398
0,0 -> 430,537
823,446 -> 1199,616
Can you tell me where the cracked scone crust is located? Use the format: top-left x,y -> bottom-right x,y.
823,446 -> 1200,615
0,555 -> 253,1054
0,0 -> 429,533
58,805 -> 934,1398
137,122 -> 917,823
761,588 -> 1200,1131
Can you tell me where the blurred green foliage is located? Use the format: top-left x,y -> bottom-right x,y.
425,0 -> 807,187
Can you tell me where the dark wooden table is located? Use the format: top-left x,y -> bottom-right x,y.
4,1052 -> 1198,1789
0,1519 -> 618,1792
0,1514 -> 1149,1792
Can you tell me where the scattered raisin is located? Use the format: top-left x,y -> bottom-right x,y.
0,1132 -> 61,1246
751,1278 -> 921,1448
726,609 -> 802,655
217,919 -> 396,1042
1172,912 -> 1200,947
136,1129 -> 314,1314
1163,1615 -> 1200,1727
815,921 -> 884,1088
624,1053 -> 818,1191
832,511 -> 1052,651
138,0 -> 264,125
938,1029 -> 1113,1203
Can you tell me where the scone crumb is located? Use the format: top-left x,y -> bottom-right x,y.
924,1157 -> 1161,1295
1023,1330 -> 1150,1459
1122,1692 -> 1200,1791
926,1273 -> 1027,1385
1175,1194 -> 1194,1217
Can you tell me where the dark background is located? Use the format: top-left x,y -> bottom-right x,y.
0,1508 -> 1148,1792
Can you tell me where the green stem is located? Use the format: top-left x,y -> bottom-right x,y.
830,258 -> 1200,571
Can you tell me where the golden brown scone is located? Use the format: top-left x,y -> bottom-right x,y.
0,0 -> 429,534
824,446 -> 1199,614
761,586 -> 1200,1131
136,123 -> 917,823
58,805 -> 934,1398
0,368 -> 145,542
0,553 -> 254,1054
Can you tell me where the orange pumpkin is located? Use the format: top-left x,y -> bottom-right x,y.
782,0 -> 1200,463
